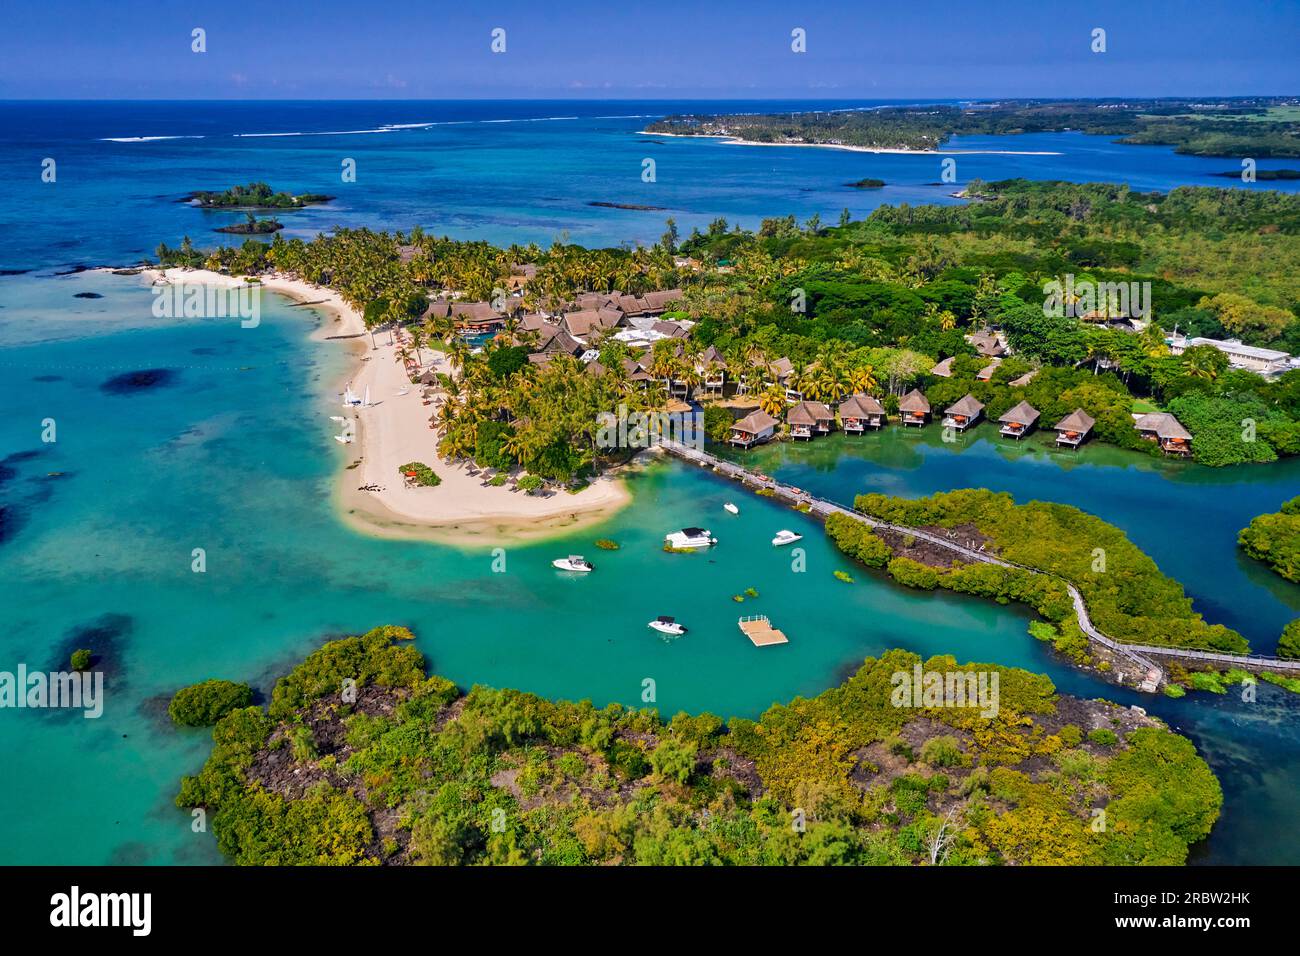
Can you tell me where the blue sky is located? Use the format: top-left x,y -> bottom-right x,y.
3,0 -> 1297,99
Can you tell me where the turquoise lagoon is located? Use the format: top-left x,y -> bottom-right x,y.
0,272 -> 1296,865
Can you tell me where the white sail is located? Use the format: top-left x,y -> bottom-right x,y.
363,386 -> 371,407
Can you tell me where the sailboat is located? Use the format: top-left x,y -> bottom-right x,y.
362,386 -> 371,407
342,385 -> 361,406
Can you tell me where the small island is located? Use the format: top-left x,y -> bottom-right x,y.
185,181 -> 334,209
1211,168 -> 1300,181
846,177 -> 886,188
176,626 -> 1222,865
214,212 -> 283,235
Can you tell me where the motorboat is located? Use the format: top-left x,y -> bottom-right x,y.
648,616 -> 687,636
552,555 -> 594,572
723,503 -> 739,515
771,529 -> 803,547
665,527 -> 717,550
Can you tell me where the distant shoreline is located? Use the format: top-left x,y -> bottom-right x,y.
640,129 -> 1064,156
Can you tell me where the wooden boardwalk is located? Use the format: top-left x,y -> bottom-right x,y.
738,615 -> 789,647
658,440 -> 1300,684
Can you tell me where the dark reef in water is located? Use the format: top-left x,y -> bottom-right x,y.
49,613 -> 133,677
32,374 -> 63,382
74,292 -> 104,299
100,368 -> 179,394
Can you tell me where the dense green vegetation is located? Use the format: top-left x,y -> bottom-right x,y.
178,627 -> 1221,865
398,461 -> 441,487
1238,496 -> 1300,583
649,98 -> 1300,157
215,212 -> 283,235
153,178 -> 1300,473
169,679 -> 254,727
1279,619 -> 1300,660
190,182 -> 333,209
834,489 -> 1247,654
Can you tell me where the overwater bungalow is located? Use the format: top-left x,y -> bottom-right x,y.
998,400 -> 1040,439
1133,412 -> 1193,456
1053,408 -> 1095,449
729,409 -> 779,448
899,389 -> 931,427
787,401 -> 835,440
839,394 -> 887,433
942,394 -> 985,431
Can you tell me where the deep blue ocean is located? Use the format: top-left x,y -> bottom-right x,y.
2,99 -> 1298,272
0,100 -> 1297,865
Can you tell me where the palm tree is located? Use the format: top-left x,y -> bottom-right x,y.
757,385 -> 786,418
848,365 -> 879,395
446,338 -> 471,373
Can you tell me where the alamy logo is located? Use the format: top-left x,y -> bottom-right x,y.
891,664 -> 1000,718
0,665 -> 103,718
50,886 -> 151,936
1042,275 -> 1150,319
596,404 -> 703,451
151,281 -> 261,328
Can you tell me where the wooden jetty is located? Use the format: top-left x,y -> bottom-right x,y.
656,439 -> 1300,686
739,614 -> 789,647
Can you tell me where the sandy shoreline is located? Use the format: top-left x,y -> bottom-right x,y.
641,129 -> 1062,156
120,266 -> 633,545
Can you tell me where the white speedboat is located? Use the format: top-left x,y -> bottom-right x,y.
771,529 -> 803,547
552,555 -> 594,572
724,503 -> 739,515
648,616 -> 686,636
665,527 -> 717,549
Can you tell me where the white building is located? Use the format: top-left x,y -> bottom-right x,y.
1167,335 -> 1296,376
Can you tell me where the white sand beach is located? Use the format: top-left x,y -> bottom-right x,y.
132,267 -> 632,543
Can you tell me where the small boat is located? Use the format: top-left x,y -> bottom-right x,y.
771,530 -> 803,547
723,503 -> 739,515
342,385 -> 362,406
648,616 -> 687,636
329,415 -> 346,423
665,527 -> 717,550
333,433 -> 352,444
362,386 -> 372,407
552,555 -> 594,573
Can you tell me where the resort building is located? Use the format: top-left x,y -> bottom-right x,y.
998,400 -> 1041,439
1133,412 -> 1193,456
424,299 -> 507,332
1166,334 -> 1296,377
943,394 -> 985,431
839,394 -> 887,432
1008,369 -> 1038,387
561,307 -> 623,339
1053,409 -> 1095,449
899,389 -> 931,427
622,357 -> 654,388
729,409 -> 779,448
976,358 -> 1002,381
967,329 -> 1008,358
930,356 -> 956,378
787,401 -> 835,439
